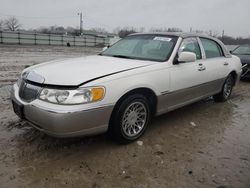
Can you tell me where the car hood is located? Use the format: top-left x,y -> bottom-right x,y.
234,54 -> 250,64
24,55 -> 155,86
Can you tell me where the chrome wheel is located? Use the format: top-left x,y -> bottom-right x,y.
122,101 -> 147,137
223,77 -> 233,99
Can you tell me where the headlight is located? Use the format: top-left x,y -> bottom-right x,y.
39,87 -> 105,105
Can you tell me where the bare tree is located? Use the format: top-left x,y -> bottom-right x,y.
66,26 -> 79,36
37,27 -> 50,34
193,30 -> 204,34
118,29 -> 136,38
167,27 -> 183,32
206,30 -> 220,37
0,20 -> 4,30
89,27 -> 108,33
113,27 -> 121,34
150,27 -> 182,32
4,17 -> 21,31
138,27 -> 145,33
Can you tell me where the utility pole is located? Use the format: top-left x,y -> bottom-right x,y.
222,30 -> 225,42
78,12 -> 83,35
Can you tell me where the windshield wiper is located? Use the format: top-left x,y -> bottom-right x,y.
110,55 -> 135,59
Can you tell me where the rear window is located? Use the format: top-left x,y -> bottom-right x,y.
200,38 -> 223,58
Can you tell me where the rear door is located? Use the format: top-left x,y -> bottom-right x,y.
198,37 -> 230,93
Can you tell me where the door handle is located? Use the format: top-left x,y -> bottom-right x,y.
224,62 -> 229,66
198,66 -> 206,71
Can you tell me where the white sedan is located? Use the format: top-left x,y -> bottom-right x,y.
11,33 -> 242,143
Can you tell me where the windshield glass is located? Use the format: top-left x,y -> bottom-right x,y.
233,45 -> 250,55
101,35 -> 178,62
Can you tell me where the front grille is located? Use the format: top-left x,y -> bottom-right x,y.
19,80 -> 42,102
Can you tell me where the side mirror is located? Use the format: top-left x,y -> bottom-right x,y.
102,46 -> 108,51
177,51 -> 197,63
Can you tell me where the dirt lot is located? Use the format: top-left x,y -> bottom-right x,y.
0,45 -> 250,188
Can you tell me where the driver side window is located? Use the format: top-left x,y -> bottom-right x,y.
179,38 -> 202,60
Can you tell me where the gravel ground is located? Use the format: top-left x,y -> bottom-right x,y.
0,44 -> 250,188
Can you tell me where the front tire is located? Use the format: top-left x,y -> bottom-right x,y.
108,94 -> 151,144
214,74 -> 234,102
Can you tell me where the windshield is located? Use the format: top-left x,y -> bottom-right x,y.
233,45 -> 250,55
101,35 -> 178,62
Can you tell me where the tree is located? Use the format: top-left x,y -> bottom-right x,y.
193,30 -> 204,34
66,26 -> 79,36
4,17 -> 21,31
89,27 -> 108,34
37,27 -> 50,34
149,27 -> 182,32
118,29 -> 136,38
0,20 -> 4,30
206,30 -> 220,37
167,27 -> 183,32
113,27 -> 121,34
217,35 -> 250,45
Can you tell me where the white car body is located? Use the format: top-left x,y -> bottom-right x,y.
11,33 -> 242,140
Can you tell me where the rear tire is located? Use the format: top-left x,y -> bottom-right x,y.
108,94 -> 151,144
213,74 -> 234,102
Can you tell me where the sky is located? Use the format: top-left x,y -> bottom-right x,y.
0,0 -> 250,37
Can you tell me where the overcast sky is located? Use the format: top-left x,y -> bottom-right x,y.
0,0 -> 250,37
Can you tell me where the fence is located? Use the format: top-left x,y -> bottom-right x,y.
0,31 -> 111,47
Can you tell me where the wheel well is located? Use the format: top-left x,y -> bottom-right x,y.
229,71 -> 237,86
109,88 -> 157,124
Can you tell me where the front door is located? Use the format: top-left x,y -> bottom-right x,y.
167,37 -> 208,110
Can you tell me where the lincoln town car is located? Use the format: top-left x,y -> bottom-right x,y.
11,33 -> 242,143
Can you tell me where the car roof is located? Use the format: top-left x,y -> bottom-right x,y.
130,32 -> 215,39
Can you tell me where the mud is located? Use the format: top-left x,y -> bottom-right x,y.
0,45 -> 250,188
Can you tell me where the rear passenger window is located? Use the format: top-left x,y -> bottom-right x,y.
179,38 -> 201,60
200,38 -> 223,58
